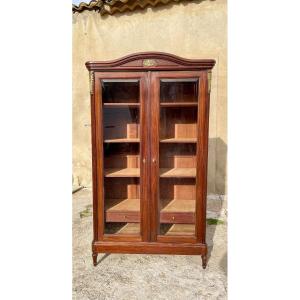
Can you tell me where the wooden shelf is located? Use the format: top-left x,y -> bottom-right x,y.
105,223 -> 140,235
117,223 -> 140,235
160,224 -> 195,236
161,199 -> 195,213
104,168 -> 140,177
103,103 -> 140,108
104,138 -> 140,143
105,198 -> 140,222
160,168 -> 196,178
160,199 -> 195,224
160,138 -> 197,143
104,198 -> 195,224
106,198 -> 140,212
160,102 -> 198,107
107,198 -> 194,214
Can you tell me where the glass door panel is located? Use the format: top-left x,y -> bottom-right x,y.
101,78 -> 142,237
157,77 -> 199,239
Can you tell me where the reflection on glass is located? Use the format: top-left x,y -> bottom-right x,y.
160,79 -> 198,103
103,107 -> 139,142
102,80 -> 139,103
160,107 -> 197,142
102,80 -> 141,236
159,79 -> 198,237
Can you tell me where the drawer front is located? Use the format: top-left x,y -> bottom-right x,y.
160,212 -> 195,224
105,211 -> 140,223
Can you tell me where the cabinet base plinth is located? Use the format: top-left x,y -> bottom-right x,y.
92,241 -> 207,257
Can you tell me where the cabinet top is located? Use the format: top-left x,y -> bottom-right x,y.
85,52 -> 215,72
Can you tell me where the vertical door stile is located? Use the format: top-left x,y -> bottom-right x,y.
149,72 -> 159,242
141,72 -> 150,242
146,71 -> 152,242
140,73 -> 145,241
195,71 -> 209,243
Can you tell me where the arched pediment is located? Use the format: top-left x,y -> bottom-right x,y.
86,52 -> 215,71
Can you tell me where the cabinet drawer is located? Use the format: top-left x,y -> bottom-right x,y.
105,211 -> 140,223
160,212 -> 195,224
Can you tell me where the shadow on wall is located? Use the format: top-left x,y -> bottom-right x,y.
206,138 -> 227,269
208,137 -> 227,195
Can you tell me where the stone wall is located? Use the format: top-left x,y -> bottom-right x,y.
72,0 -> 227,194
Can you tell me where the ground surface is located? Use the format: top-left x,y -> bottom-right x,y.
73,189 -> 227,300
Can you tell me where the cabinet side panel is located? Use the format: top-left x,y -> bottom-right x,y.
94,73 -> 105,240
196,71 -> 209,243
90,73 -> 99,242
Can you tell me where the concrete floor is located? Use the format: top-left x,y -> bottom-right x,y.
73,189 -> 227,300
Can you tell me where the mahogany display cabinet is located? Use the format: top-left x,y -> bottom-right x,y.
86,52 -> 215,268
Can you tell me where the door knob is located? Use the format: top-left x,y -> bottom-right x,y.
143,158 -> 146,164
152,158 -> 156,163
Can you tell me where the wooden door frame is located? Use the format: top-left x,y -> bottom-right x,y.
149,71 -> 210,244
92,71 -> 150,243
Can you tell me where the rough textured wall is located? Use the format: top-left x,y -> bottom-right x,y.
72,0 -> 227,194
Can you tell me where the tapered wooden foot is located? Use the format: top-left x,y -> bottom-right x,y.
201,254 -> 207,269
92,253 -> 98,266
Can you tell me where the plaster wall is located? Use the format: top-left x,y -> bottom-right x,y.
72,0 -> 227,194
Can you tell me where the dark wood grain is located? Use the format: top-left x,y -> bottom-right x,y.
94,72 -> 104,240
87,53 -> 215,269
86,52 -> 215,72
93,241 -> 206,255
150,71 -> 160,242
195,71 -> 210,244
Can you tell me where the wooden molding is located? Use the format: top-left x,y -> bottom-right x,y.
86,52 -> 215,72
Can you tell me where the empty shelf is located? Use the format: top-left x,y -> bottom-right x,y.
103,103 -> 140,108
105,198 -> 140,212
116,223 -> 140,235
161,224 -> 195,236
104,138 -> 140,143
160,102 -> 198,107
161,199 -> 195,213
160,199 -> 195,224
160,138 -> 197,143
104,168 -> 140,177
105,198 -> 140,222
105,223 -> 140,235
160,168 -> 196,178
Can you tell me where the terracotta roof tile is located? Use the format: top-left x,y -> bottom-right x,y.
72,0 -> 194,15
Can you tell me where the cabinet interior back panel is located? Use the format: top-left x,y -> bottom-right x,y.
102,81 -> 139,103
160,144 -> 196,168
160,107 -> 197,139
160,178 -> 196,200
160,81 -> 198,103
104,144 -> 140,168
103,108 -> 140,140
104,178 -> 140,199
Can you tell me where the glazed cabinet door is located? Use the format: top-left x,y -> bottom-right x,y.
150,71 -> 209,244
93,72 -> 149,242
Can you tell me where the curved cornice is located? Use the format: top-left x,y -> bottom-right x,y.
86,52 -> 215,71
